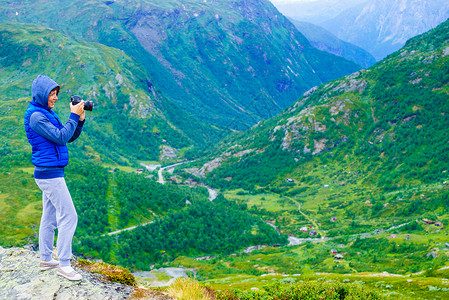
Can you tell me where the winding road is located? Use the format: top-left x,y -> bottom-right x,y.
158,161 -> 218,201
105,161 -> 219,236
157,161 -> 186,184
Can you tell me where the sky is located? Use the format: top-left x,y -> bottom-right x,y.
269,0 -> 368,23
270,0 -> 362,4
271,0 -> 319,3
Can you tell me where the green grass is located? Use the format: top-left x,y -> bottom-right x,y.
169,221 -> 449,279
169,237 -> 449,299
206,273 -> 449,299
223,190 -> 297,212
0,168 -> 41,246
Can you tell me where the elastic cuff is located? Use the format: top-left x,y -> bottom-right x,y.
41,255 -> 52,262
69,113 -> 80,122
59,259 -> 71,267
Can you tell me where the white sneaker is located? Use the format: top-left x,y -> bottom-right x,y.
57,265 -> 82,281
40,259 -> 59,271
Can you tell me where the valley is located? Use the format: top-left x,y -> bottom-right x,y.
99,157 -> 449,299
1,0 -> 449,298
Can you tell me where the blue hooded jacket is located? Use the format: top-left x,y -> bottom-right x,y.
24,75 -> 83,179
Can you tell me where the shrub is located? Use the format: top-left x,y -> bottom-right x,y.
167,278 -> 214,300
214,280 -> 381,300
76,259 -> 136,286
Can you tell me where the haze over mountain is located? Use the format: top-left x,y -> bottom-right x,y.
0,0 -> 360,131
288,18 -> 377,68
321,0 -> 449,60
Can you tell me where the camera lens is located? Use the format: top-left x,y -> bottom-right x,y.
84,101 -> 94,111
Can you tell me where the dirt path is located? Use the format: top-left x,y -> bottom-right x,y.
285,196 -> 324,237
103,221 -> 154,236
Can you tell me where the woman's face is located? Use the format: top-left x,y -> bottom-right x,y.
48,89 -> 58,109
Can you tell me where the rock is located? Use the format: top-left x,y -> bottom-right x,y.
303,86 -> 318,97
331,79 -> 367,93
233,149 -> 255,157
0,247 -> 134,300
443,46 -> 449,57
159,145 -> 179,161
199,157 -> 225,175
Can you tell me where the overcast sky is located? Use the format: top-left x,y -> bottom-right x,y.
271,0 -> 317,3
269,0 -> 368,23
271,0 -> 362,3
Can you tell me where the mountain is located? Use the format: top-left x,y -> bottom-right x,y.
0,0 -> 361,130
0,0 -> 358,265
321,0 -> 449,61
0,22 -> 210,246
0,22 -> 287,260
289,18 -> 377,68
0,22 -> 210,165
194,18 -> 449,234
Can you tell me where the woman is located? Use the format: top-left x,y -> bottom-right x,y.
24,75 -> 85,281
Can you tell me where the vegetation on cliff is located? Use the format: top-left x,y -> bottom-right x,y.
198,19 -> 449,237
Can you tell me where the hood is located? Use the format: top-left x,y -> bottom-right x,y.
31,75 -> 60,108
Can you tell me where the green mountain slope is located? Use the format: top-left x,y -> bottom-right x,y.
0,0 -> 361,130
0,22 -> 285,259
195,19 -> 449,235
0,21 -> 196,244
0,22 -> 217,163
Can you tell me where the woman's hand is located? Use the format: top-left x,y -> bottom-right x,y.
79,111 -> 86,121
70,101 -> 85,117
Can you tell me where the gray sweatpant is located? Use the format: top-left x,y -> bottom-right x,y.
35,177 -> 78,267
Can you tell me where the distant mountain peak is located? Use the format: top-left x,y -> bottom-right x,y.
321,0 -> 449,60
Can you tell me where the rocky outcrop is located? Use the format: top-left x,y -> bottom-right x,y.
0,247 -> 134,300
160,145 -> 180,161
199,157 -> 225,176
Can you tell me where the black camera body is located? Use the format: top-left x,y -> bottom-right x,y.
70,95 -> 93,111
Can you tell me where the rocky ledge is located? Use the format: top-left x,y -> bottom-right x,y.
0,247 -> 171,300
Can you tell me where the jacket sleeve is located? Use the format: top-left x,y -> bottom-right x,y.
29,112 -> 80,145
68,120 -> 85,143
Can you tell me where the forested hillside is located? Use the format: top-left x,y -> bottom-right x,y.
0,22 -> 285,262
111,195 -> 288,269
0,0 -> 361,130
66,164 -> 289,269
192,18 -> 449,237
0,22 -> 212,164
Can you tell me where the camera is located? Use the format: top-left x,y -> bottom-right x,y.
70,95 -> 93,111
